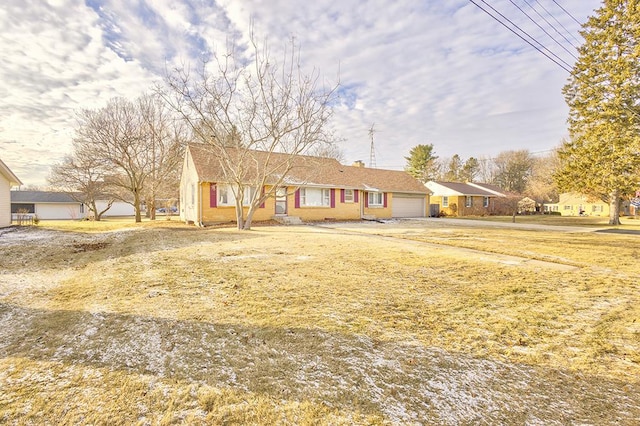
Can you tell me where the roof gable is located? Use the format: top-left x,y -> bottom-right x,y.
426,181 -> 503,197
0,158 -> 22,186
467,182 -> 507,197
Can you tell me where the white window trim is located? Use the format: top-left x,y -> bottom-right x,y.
301,187 -> 331,207
442,196 -> 449,208
344,189 -> 354,203
483,196 -> 489,208
465,196 -> 472,208
218,184 -> 256,207
368,192 -> 383,207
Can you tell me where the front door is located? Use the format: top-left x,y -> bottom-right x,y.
275,187 -> 287,215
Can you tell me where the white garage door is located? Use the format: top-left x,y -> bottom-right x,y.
392,195 -> 425,218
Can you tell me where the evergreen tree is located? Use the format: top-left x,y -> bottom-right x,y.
405,144 -> 438,183
556,0 -> 640,225
444,154 -> 463,181
461,157 -> 479,182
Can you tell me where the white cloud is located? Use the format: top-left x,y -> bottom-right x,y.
0,0 -> 601,185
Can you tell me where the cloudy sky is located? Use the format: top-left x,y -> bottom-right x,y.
1,0 -> 601,187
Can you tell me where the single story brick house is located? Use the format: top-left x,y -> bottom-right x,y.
0,158 -> 22,227
425,181 -> 507,216
180,144 -> 431,225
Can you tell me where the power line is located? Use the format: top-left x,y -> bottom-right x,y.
508,0 -> 578,61
550,0 -> 583,26
529,0 -> 581,47
467,0 -> 573,73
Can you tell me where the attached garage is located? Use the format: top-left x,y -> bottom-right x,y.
392,193 -> 426,218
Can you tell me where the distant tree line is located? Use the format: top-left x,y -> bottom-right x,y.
405,144 -> 558,207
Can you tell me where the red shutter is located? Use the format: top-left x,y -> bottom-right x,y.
210,183 -> 217,208
354,190 -> 359,203
295,189 -> 300,208
364,192 -> 369,208
330,189 -> 336,208
340,189 -> 345,203
383,193 -> 388,208
259,186 -> 265,208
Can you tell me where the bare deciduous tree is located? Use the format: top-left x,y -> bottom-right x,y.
75,97 -> 150,222
48,150 -> 114,221
161,33 -> 339,230
476,156 -> 496,184
493,150 -> 533,194
137,94 -> 186,220
69,94 -> 184,223
526,150 -> 560,206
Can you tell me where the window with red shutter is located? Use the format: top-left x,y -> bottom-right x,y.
210,183 -> 217,208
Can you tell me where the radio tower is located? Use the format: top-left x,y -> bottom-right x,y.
368,123 -> 377,168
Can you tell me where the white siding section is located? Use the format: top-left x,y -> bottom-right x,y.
35,203 -> 85,220
98,201 -> 135,217
179,148 -> 201,224
0,174 -> 10,227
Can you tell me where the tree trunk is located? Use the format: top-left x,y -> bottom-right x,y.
243,205 -> 258,231
235,200 -> 245,230
609,190 -> 621,225
91,201 -> 101,221
134,191 -> 142,223
148,196 -> 156,220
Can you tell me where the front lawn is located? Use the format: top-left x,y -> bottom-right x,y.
0,220 -> 638,424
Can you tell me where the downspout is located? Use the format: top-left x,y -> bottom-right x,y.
198,181 -> 204,227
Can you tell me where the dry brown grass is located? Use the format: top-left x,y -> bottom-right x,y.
0,218 -> 639,424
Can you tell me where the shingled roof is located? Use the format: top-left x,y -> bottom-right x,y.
187,144 -> 429,194
10,190 -> 82,203
426,181 -> 505,197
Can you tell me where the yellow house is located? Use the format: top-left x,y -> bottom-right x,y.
180,144 -> 430,226
425,181 -> 506,216
544,192 -> 609,216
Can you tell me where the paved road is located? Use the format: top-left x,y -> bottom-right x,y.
412,217 -> 606,233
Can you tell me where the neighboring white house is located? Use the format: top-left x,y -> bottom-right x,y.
94,200 -> 136,217
10,191 -> 135,220
0,158 -> 23,227
11,191 -> 86,220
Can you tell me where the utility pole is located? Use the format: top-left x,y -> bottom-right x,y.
368,123 -> 377,168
